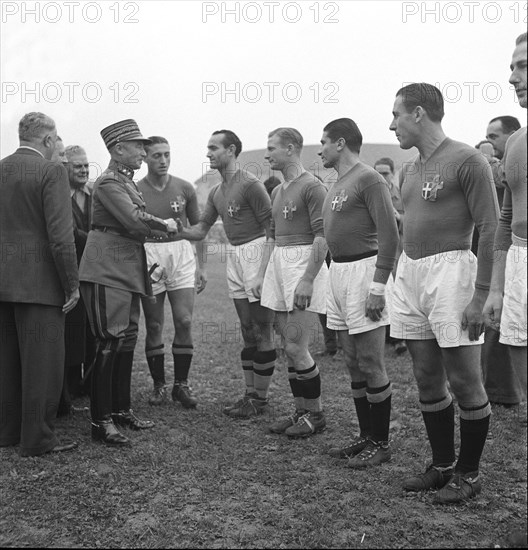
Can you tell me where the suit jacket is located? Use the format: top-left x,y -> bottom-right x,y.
71,187 -> 92,262
79,160 -> 167,295
0,148 -> 79,306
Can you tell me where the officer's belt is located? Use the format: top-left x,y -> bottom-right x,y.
332,250 -> 378,263
93,225 -> 129,238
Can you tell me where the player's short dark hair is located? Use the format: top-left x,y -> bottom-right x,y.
323,118 -> 363,154
268,127 -> 304,152
489,116 -> 521,135
145,136 -> 169,152
396,83 -> 445,122
516,32 -> 527,45
212,130 -> 242,158
263,176 -> 281,197
374,157 -> 395,173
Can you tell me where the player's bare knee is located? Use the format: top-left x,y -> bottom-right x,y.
284,340 -> 304,362
174,314 -> 192,333
344,354 -> 360,375
415,370 -> 445,398
145,319 -> 163,339
356,348 -> 384,376
449,374 -> 486,404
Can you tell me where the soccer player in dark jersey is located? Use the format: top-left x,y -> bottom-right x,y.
484,31 -> 527,550
253,127 -> 329,438
390,83 -> 499,504
319,118 -> 399,467
138,137 -> 207,408
374,157 -> 407,357
484,32 -> 527,400
478,117 -> 523,408
176,130 -> 276,419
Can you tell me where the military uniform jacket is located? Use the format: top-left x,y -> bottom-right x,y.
0,148 -> 79,306
79,160 -> 166,295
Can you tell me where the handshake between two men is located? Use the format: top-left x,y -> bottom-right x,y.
147,217 -> 183,241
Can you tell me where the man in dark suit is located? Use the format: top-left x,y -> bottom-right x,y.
58,145 -> 96,415
0,112 -> 80,456
79,119 -> 175,447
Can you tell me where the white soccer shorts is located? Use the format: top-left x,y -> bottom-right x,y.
145,240 -> 196,295
326,255 -> 392,334
500,243 -> 527,347
261,244 -> 328,314
390,249 -> 484,347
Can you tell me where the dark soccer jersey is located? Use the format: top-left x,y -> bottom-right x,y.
201,169 -> 271,246
495,127 -> 527,250
138,175 -> 200,243
400,138 -> 499,289
270,171 -> 326,247
322,162 -> 398,272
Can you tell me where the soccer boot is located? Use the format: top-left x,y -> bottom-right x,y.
328,434 -> 370,459
149,384 -> 168,406
403,463 -> 454,492
227,393 -> 269,419
269,409 -> 306,434
147,353 -> 166,406
347,439 -> 391,469
223,393 -> 251,415
285,411 -> 326,438
433,471 -> 481,505
172,381 -> 198,409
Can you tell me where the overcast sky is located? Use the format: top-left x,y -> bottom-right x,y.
1,0 -> 526,182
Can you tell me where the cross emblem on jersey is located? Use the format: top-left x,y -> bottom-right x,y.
282,201 -> 297,220
331,190 -> 348,211
422,175 -> 444,201
227,201 -> 240,217
170,196 -> 186,213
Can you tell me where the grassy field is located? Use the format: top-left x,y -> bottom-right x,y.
0,251 -> 526,549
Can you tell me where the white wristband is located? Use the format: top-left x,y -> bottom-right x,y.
369,282 -> 386,296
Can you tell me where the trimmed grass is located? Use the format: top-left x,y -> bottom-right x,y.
0,251 -> 526,548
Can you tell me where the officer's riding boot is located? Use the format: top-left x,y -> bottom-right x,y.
112,350 -> 155,430
90,342 -> 130,446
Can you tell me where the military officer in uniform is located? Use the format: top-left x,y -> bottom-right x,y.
79,119 -> 175,447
